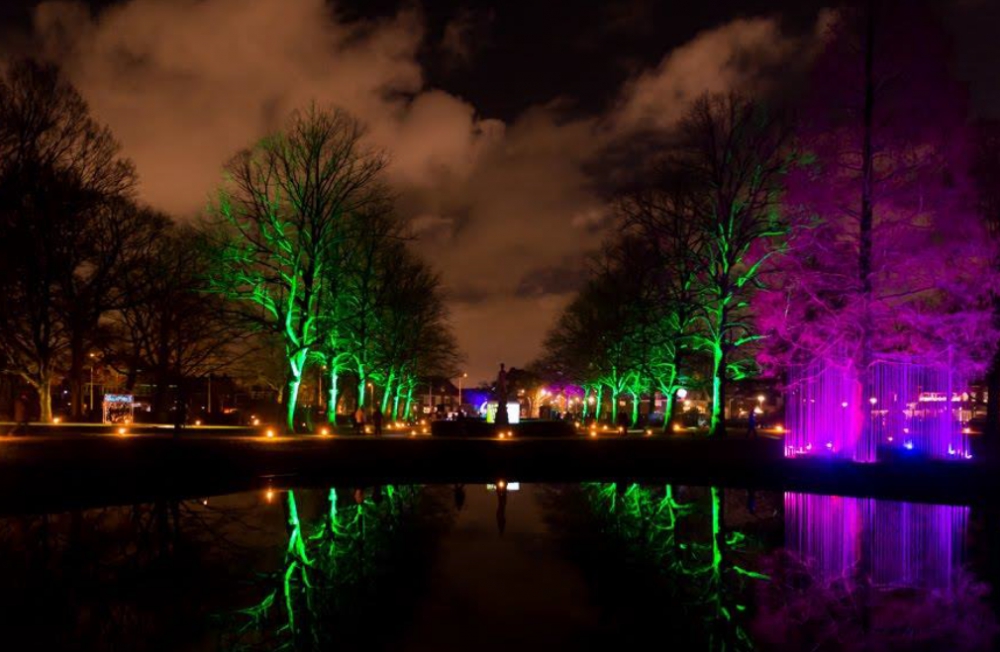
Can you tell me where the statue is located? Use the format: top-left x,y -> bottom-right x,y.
495,363 -> 509,426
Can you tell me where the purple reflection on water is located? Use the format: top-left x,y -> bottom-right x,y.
785,493 -> 968,591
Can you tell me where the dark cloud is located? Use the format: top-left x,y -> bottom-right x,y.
515,262 -> 589,299
5,0 -> 835,383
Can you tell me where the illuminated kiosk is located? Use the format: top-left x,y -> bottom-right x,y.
484,401 -> 520,424
102,394 -> 134,424
784,357 -> 967,462
785,493 -> 968,591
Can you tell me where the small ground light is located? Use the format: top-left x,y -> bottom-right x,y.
774,424 -> 784,433
673,423 -> 682,433
194,420 -> 201,426
265,488 -> 274,503
645,429 -> 652,436
266,429 -> 275,438
320,427 -> 330,436
117,427 -> 127,436
252,418 -> 260,426
52,416 -> 61,424
590,430 -> 597,438
497,480 -> 507,490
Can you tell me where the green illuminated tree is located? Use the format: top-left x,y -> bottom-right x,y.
208,107 -> 387,432
616,184 -> 704,431
675,94 -> 791,437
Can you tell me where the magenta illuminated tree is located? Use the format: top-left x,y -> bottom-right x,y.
758,4 -> 997,451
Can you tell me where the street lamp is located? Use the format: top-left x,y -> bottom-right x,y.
367,382 -> 374,415
458,372 -> 467,409
88,352 -> 97,415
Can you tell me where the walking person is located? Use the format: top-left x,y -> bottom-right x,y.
747,409 -> 758,439
372,407 -> 383,436
353,406 -> 365,435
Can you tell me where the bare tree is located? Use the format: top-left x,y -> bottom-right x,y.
207,106 -> 388,432
0,59 -> 135,421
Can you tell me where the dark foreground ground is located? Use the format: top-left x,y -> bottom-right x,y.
2,425 -> 998,515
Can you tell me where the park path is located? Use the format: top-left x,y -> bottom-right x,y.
400,484 -> 601,651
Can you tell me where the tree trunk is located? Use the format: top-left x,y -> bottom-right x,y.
69,332 -> 85,420
326,366 -> 339,424
986,349 -> 1000,461
283,348 -> 308,433
404,384 -> 414,421
858,0 -> 877,451
37,371 -> 53,423
710,346 -> 727,437
380,368 -> 395,416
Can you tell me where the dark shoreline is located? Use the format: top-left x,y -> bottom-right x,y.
2,432 -> 998,515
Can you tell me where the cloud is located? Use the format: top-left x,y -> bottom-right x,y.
9,1 -> 823,381
612,16 -> 809,132
29,0 -> 498,215
440,7 -> 493,69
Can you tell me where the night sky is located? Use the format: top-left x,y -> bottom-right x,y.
2,0 -> 998,383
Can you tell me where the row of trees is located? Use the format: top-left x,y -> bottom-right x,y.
207,106 -> 460,431
539,3 -> 999,436
0,59 -> 459,430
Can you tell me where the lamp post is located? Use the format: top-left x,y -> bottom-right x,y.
368,382 -> 375,416
88,352 -> 97,416
458,372 -> 467,410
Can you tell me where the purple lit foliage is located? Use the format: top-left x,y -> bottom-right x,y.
752,493 -> 996,651
759,3 -> 997,447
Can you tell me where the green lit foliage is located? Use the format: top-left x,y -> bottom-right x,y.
540,94 -> 789,433
616,186 -> 704,430
314,219 -> 460,421
538,240 -> 652,424
226,485 -> 426,651
584,483 -> 767,651
207,107 -> 388,432
670,95 -> 791,437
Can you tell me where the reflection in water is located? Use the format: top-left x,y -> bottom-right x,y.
1,485 -> 998,651
226,485 -> 440,651
752,493 -> 998,651
580,484 -> 768,651
785,493 -> 967,590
